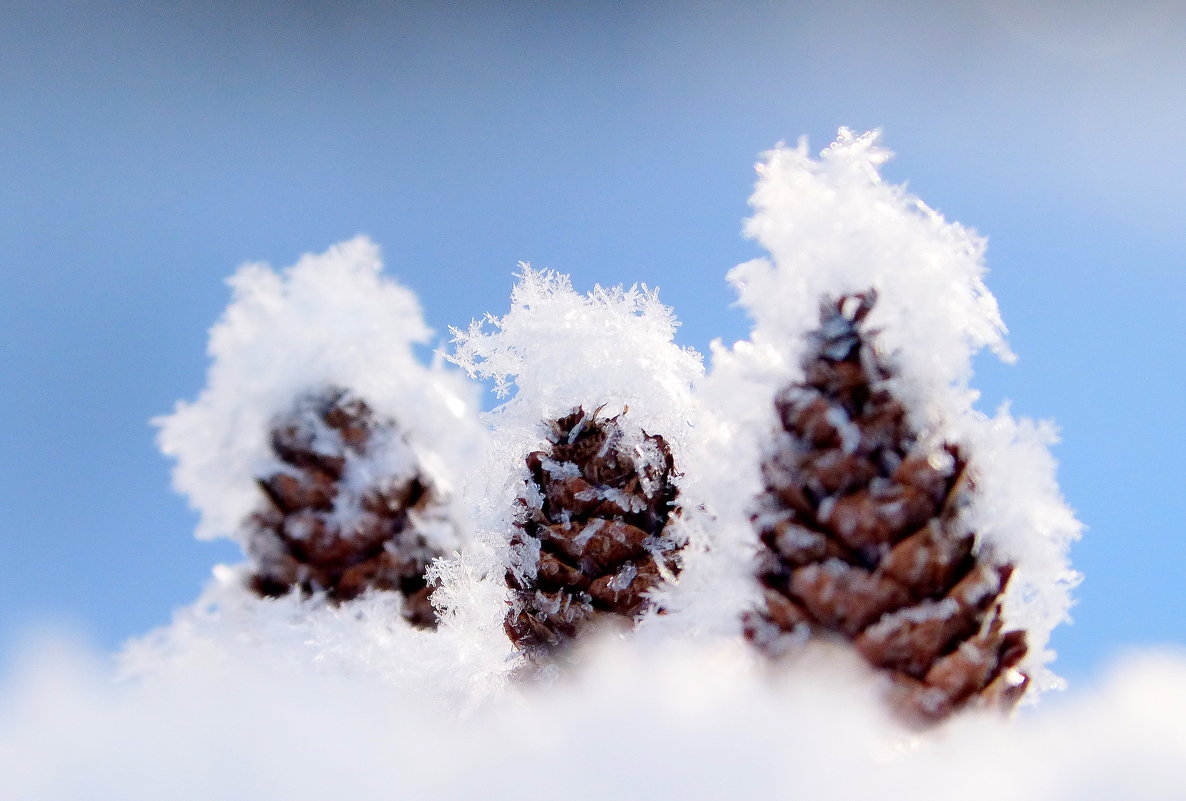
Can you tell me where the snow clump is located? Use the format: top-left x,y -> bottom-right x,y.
155,235 -> 484,553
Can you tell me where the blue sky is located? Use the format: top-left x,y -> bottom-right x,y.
1,1 -> 1183,685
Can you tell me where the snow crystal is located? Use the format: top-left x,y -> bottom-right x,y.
865,597 -> 962,640
606,487 -> 649,514
955,409 -> 1083,693
826,404 -> 861,454
607,562 -> 639,592
571,518 -> 606,550
539,456 -> 582,479
729,127 -> 1012,423
154,236 -> 486,553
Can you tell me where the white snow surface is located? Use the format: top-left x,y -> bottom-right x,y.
2,630 -> 1184,801
699,129 -> 1081,693
442,268 -> 705,643
154,236 -> 485,549
120,564 -> 515,709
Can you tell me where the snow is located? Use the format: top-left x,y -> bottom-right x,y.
449,266 -> 702,439
734,128 -> 1013,398
118,564 -> 511,708
154,236 -> 486,553
697,129 -> 1081,694
2,632 -> 1184,800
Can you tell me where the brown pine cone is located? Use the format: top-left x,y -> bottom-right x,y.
742,292 -> 1030,723
245,387 -> 448,628
505,407 -> 683,659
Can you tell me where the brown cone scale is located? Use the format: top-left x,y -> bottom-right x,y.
245,387 -> 448,628
742,292 -> 1030,723
505,407 -> 683,659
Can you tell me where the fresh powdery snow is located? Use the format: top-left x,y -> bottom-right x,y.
155,235 -> 485,550
0,131 -> 1148,801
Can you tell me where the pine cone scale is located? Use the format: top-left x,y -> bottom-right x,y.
259,472 -> 336,514
854,598 -> 977,677
880,522 -> 974,597
536,550 -> 591,591
587,556 -> 660,612
924,618 -> 1006,702
790,560 -> 912,636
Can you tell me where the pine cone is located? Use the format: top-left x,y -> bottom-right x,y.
742,292 -> 1030,723
246,387 -> 447,628
505,407 -> 683,659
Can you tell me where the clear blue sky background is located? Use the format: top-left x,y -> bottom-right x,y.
1,1 -> 1182,686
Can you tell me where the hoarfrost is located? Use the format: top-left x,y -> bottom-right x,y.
865,598 -> 962,640
608,562 -> 639,592
539,457 -> 582,479
572,518 -> 605,550
118,564 -> 511,710
827,404 -> 861,454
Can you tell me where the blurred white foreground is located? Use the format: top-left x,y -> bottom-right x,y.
0,629 -> 1183,800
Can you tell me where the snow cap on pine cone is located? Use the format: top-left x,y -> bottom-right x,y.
448,266 -> 703,531
703,128 -> 1081,697
155,235 -> 484,554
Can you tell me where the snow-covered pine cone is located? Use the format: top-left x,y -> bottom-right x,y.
742,292 -> 1030,723
505,407 -> 682,658
246,387 -> 447,628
